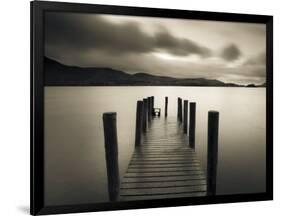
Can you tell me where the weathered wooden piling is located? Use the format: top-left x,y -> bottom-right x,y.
189,102 -> 196,148
150,96 -> 154,117
151,96 -> 154,112
183,100 -> 188,134
135,100 -> 144,146
165,96 -> 168,117
142,98 -> 148,132
147,97 -> 151,122
207,111 -> 219,196
178,98 -> 183,122
177,98 -> 180,119
102,112 -> 120,201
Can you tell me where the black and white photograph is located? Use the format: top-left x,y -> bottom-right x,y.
43,11 -> 267,205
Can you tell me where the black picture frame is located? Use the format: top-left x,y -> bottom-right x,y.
31,1 -> 273,215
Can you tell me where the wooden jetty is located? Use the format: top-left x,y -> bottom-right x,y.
103,97 -> 219,202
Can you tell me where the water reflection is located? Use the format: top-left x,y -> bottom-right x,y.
44,86 -> 266,205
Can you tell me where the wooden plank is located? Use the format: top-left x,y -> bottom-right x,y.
142,142 -> 185,144
132,155 -> 198,158
133,151 -> 195,154
136,145 -> 192,148
124,171 -> 204,178
128,164 -> 201,168
140,145 -> 189,147
120,185 -> 206,196
134,149 -> 191,151
130,159 -> 200,163
121,179 -> 206,189
134,150 -> 195,153
131,160 -> 199,163
120,192 -> 206,201
132,155 -> 198,159
129,161 -> 201,165
141,144 -> 189,146
122,175 -> 206,183
128,167 -> 203,173
133,151 -> 197,154
142,139 -> 188,142
132,154 -> 199,157
132,154 -> 198,157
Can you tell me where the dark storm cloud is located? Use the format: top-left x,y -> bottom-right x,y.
155,31 -> 211,57
220,44 -> 241,61
45,13 -> 210,57
45,13 -> 153,54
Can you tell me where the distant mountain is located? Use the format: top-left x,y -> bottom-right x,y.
246,82 -> 266,88
44,57 -> 242,87
246,84 -> 257,87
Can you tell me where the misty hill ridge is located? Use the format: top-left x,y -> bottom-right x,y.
44,57 -> 242,86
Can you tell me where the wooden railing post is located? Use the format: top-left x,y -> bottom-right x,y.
102,112 -> 120,202
177,98 -> 180,119
142,98 -> 148,132
207,111 -> 219,196
135,100 -> 144,146
147,97 -> 151,122
178,98 -> 183,122
183,100 -> 188,134
165,96 -> 168,117
150,96 -> 153,117
189,102 -> 196,148
151,96 -> 154,112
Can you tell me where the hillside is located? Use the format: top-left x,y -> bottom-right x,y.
44,57 -> 242,87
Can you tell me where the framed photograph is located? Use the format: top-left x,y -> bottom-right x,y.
31,1 -> 273,215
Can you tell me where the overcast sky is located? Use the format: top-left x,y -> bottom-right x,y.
45,12 -> 266,85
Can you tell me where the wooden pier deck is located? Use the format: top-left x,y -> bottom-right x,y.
103,97 -> 219,202
119,117 -> 207,201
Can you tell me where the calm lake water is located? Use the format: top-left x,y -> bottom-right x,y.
44,86 -> 266,205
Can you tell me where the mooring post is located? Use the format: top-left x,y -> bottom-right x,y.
102,112 -> 120,202
177,98 -> 180,120
178,98 -> 183,122
151,96 -> 154,112
135,100 -> 144,146
150,96 -> 154,117
183,100 -> 188,134
189,102 -> 196,148
165,96 -> 168,117
207,111 -> 219,196
142,98 -> 148,132
147,97 -> 151,122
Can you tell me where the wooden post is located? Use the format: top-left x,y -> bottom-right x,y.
150,96 -> 154,117
165,96 -> 168,117
178,98 -> 183,122
189,102 -> 196,148
102,112 -> 120,202
151,96 -> 154,111
183,100 -> 188,134
207,111 -> 219,196
177,98 -> 180,120
135,100 -> 143,146
147,97 -> 151,122
142,98 -> 147,132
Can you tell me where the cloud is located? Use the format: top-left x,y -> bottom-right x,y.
154,31 -> 211,57
45,13 -> 211,58
244,52 -> 266,66
220,44 -> 241,61
45,13 -> 266,85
